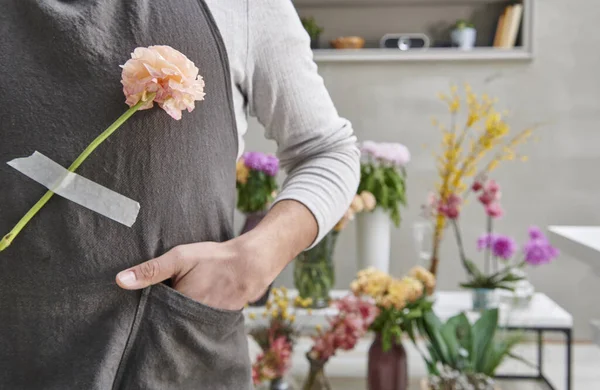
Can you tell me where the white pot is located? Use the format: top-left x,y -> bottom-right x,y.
356,208 -> 391,273
451,27 -> 477,50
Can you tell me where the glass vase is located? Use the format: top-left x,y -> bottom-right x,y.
270,377 -> 293,390
413,220 -> 434,270
302,355 -> 332,390
294,231 -> 338,309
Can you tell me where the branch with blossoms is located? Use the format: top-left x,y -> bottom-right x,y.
252,330 -> 293,386
425,85 -> 541,277
437,178 -> 559,290
307,295 -> 378,364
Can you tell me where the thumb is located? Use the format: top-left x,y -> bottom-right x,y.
116,250 -> 181,290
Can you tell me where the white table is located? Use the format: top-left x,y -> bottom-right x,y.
245,290 -> 573,390
548,225 -> 600,350
548,225 -> 600,275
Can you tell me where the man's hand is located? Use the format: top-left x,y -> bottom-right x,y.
115,200 -> 318,310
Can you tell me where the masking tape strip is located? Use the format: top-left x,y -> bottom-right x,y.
8,151 -> 140,227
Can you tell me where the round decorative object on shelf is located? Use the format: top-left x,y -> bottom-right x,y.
330,36 -> 365,49
356,208 -> 391,273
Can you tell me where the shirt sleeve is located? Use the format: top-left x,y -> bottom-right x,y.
244,0 -> 360,249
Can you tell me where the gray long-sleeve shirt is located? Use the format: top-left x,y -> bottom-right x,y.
205,0 -> 360,245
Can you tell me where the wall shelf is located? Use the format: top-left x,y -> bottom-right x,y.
312,47 -> 533,62
295,0 -> 512,7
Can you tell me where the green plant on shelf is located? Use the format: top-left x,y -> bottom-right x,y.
301,16 -> 324,40
454,19 -> 475,30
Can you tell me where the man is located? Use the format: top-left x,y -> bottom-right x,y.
0,0 -> 359,389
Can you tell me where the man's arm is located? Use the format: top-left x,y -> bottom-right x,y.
116,0 -> 360,308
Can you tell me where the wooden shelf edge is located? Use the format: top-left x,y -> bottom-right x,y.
312,48 -> 533,62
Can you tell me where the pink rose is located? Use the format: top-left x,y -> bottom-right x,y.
121,45 -> 206,120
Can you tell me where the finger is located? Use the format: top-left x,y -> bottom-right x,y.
116,248 -> 182,290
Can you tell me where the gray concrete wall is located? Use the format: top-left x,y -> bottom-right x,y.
237,0 -> 600,340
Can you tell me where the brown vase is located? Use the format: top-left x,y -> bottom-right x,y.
367,333 -> 408,390
241,210 -> 271,306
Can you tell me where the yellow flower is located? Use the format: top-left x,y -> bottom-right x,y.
236,159 -> 249,184
289,314 -> 296,323
248,313 -> 257,320
315,324 -> 322,332
402,277 -> 424,302
409,266 -> 436,295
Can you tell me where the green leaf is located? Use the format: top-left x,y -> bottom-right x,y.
480,332 -> 523,375
471,309 -> 499,372
422,311 -> 451,365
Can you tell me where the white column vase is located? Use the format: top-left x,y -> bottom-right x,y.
356,208 -> 391,273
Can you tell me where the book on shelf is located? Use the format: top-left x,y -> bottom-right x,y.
493,3 -> 524,49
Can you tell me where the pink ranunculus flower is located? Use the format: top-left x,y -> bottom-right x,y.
121,45 -> 206,120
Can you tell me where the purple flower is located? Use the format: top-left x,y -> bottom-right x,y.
477,233 -> 517,260
477,233 -> 496,251
242,152 -> 279,176
490,235 -> 517,260
528,226 -> 544,240
242,152 -> 267,171
263,155 -> 279,176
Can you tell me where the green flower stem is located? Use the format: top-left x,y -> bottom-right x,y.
0,94 -> 155,252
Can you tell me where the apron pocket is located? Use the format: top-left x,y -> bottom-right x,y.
114,283 -> 251,390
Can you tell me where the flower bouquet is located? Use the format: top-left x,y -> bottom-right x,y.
249,287 -> 308,388
236,151 -> 279,220
425,85 -> 540,277
293,191 -> 376,309
356,141 -> 410,272
302,295 -> 378,390
438,178 -> 559,310
351,266 -> 436,390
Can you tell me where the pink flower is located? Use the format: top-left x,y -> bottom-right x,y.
439,194 -> 461,219
478,180 -> 501,206
485,202 -> 503,218
121,45 -> 206,120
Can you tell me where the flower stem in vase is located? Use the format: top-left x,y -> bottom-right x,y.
0,94 -> 155,252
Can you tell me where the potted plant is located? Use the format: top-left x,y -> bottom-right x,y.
302,295 -> 378,390
356,141 -> 409,272
407,308 -> 524,390
294,191 -> 376,308
351,266 -> 436,390
433,177 -> 559,310
451,20 -> 477,50
236,151 -> 279,305
424,85 -> 539,279
301,17 -> 324,49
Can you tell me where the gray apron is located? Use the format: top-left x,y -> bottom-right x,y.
0,1 -> 251,389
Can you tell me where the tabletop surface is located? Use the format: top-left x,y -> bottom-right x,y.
548,225 -> 600,273
244,289 -> 573,330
